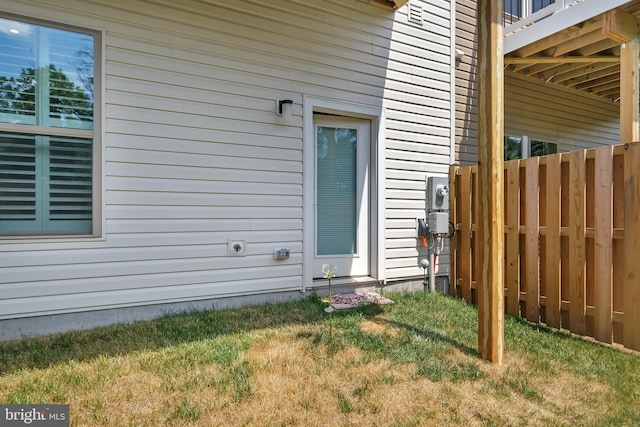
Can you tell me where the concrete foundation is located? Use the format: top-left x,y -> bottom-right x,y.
0,276 -> 450,342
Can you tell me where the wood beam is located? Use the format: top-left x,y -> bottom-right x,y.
576,73 -> 620,91
553,29 -> 607,57
504,56 -> 619,65
576,39 -> 621,57
523,63 -> 564,78
558,64 -> 619,86
476,0 -> 504,365
620,40 -> 639,144
510,20 -> 602,58
603,8 -> 640,43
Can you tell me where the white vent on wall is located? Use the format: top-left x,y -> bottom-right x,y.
408,2 -> 423,25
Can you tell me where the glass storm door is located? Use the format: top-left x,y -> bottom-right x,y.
314,116 -> 370,278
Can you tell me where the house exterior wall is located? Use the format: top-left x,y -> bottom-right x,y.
455,0 -> 620,166
0,0 -> 454,325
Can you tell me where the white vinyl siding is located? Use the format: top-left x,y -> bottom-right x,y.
504,73 -> 619,150
384,0 -> 454,281
0,0 -> 453,319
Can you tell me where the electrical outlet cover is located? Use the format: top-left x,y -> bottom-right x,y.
228,240 -> 246,256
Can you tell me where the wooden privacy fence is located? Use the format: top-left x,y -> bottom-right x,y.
449,142 -> 640,351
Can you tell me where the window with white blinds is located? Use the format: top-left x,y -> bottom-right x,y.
0,15 -> 98,236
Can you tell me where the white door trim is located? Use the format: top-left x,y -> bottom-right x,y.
302,95 -> 385,292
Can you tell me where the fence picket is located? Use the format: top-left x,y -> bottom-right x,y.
449,165 -> 459,297
524,157 -> 540,322
624,142 -> 640,351
594,146 -> 613,343
505,161 -> 521,317
473,169 -> 480,302
545,154 -> 562,329
613,152 -> 625,344
459,167 -> 472,302
569,150 -> 587,335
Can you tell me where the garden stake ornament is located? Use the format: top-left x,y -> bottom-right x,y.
322,264 -> 337,340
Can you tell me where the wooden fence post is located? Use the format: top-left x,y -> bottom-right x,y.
476,0 -> 504,365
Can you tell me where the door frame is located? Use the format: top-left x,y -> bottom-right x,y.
302,96 -> 385,291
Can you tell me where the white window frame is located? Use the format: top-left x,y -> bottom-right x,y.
0,13 -> 103,241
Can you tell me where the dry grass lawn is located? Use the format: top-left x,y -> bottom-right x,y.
0,292 -> 638,426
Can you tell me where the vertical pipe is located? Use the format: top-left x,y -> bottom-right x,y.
429,250 -> 436,293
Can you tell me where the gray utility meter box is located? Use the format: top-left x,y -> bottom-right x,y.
426,176 -> 450,211
428,212 -> 449,235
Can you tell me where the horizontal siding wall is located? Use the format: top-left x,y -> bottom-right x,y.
0,0 -> 453,319
504,73 -> 619,149
383,0 -> 453,281
455,0 -> 620,167
454,0 -> 479,166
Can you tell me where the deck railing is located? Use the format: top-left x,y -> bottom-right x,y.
449,142 -> 640,352
503,0 -> 585,36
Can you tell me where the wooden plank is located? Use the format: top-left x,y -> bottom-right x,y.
449,165 -> 459,297
620,39 -> 640,144
594,146 -> 613,344
624,142 -> 640,351
569,150 -> 587,335
476,0 -> 504,365
505,160 -> 521,317
459,167 -> 472,303
545,153 -> 562,329
524,157 -> 540,322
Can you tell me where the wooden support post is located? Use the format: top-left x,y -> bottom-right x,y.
476,0 -> 504,365
620,40 -> 639,144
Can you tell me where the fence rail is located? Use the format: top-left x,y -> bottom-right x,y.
449,142 -> 640,351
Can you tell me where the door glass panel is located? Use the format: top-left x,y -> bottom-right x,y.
316,126 -> 357,256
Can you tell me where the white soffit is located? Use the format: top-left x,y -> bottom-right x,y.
504,0 -> 632,54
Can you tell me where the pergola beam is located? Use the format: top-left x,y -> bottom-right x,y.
504,56 -> 619,65
603,8 -> 640,44
476,0 -> 504,365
